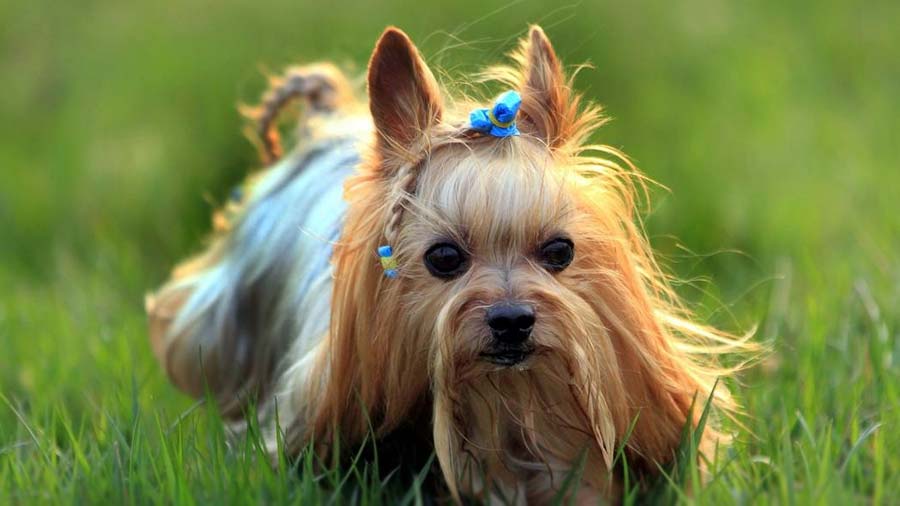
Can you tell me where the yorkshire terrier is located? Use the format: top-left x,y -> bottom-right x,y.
147,25 -> 749,503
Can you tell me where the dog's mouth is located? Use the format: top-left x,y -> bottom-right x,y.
479,346 -> 534,367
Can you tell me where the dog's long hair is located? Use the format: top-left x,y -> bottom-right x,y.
148,26 -> 753,502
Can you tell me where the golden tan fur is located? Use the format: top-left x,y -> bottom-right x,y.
148,25 -> 753,504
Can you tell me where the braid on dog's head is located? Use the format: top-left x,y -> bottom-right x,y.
377,155 -> 429,278
384,161 -> 420,245
376,130 -> 463,277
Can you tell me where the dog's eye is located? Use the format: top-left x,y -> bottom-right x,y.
539,238 -> 574,272
424,243 -> 468,279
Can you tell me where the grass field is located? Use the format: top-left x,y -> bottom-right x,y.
2,0 -> 899,503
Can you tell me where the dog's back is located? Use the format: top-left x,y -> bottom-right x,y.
146,67 -> 366,417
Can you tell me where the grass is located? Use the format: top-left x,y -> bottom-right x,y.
1,0 -> 898,503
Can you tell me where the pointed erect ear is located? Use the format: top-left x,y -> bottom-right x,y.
367,27 -> 443,161
517,25 -> 576,149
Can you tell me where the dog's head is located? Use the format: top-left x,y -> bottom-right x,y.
307,26 -> 747,497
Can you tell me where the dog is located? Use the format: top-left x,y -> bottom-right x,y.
146,25 -> 750,503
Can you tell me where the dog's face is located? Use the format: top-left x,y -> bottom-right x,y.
405,142 -> 610,375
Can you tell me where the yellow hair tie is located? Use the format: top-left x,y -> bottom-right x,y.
378,245 -> 399,278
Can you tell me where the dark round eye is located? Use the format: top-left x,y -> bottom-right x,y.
424,243 -> 468,279
539,238 -> 574,272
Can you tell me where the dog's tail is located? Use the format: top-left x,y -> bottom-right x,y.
242,63 -> 355,166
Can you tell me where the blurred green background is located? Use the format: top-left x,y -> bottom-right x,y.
2,0 -> 898,503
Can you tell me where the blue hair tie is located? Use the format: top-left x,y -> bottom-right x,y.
469,90 -> 521,137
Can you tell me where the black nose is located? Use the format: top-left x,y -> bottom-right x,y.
486,303 -> 535,345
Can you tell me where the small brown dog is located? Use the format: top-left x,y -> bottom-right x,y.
147,25 -> 748,503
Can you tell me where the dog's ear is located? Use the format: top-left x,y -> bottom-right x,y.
517,25 -> 576,149
368,27 -> 443,162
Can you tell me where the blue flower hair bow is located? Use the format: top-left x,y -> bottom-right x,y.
469,90 -> 521,137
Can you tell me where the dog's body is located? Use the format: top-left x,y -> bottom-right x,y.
148,27 -> 748,503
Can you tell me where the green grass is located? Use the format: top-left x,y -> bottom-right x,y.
1,0 -> 898,503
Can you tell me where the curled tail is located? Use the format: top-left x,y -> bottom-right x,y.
147,63 -> 355,417
242,63 -> 354,165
